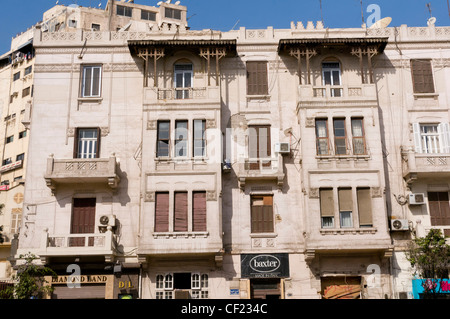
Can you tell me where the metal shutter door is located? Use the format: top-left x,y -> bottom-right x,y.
52,284 -> 105,299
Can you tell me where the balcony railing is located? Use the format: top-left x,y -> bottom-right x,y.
401,148 -> 450,184
144,86 -> 220,104
39,228 -> 116,262
298,84 -> 377,103
237,154 -> 285,189
44,155 -> 120,192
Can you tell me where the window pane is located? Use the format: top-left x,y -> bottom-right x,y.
340,211 -> 353,227
175,121 -> 188,157
92,67 -> 101,96
83,67 -> 92,97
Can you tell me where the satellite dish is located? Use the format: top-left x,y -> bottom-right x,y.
427,17 -> 437,26
369,17 -> 392,29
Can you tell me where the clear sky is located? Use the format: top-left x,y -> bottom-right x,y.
1,0 -> 449,54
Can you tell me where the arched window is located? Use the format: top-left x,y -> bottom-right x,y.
174,61 -> 193,99
322,60 -> 342,97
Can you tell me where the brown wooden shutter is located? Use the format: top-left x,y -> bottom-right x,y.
71,198 -> 96,247
428,192 -> 450,226
193,192 -> 207,232
174,192 -> 188,232
71,198 -> 96,234
320,189 -> 334,217
357,188 -> 373,226
411,59 -> 435,93
251,195 -> 273,233
338,188 -> 353,212
155,192 -> 169,232
247,61 -> 268,95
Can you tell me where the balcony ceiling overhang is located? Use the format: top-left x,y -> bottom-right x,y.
278,37 -> 389,53
128,39 -> 237,56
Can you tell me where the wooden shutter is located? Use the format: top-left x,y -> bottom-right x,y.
357,188 -> 373,226
412,123 -> 423,153
71,198 -> 96,247
193,192 -> 207,232
320,189 -> 334,217
174,192 -> 188,232
428,192 -> 450,226
247,61 -> 268,95
411,59 -> 435,93
71,198 -> 96,234
438,123 -> 450,154
338,188 -> 353,212
251,195 -> 273,233
155,193 -> 169,232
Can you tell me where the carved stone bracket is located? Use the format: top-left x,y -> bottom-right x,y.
144,191 -> 155,202
309,188 -> 319,199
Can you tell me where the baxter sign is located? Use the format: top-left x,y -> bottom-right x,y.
241,254 -> 289,278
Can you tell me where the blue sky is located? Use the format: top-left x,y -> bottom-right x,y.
1,0 -> 449,54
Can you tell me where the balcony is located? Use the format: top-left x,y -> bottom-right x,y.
44,155 -> 120,192
401,148 -> 450,184
143,86 -> 221,108
39,228 -> 116,263
238,154 -> 285,190
297,84 -> 377,108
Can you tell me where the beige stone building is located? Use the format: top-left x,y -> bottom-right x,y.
6,0 -> 450,299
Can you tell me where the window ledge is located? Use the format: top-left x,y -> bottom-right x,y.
413,92 -> 439,100
78,97 -> 103,104
246,95 -> 271,101
152,231 -> 209,239
320,227 -> 377,235
250,233 -> 278,238
316,154 -> 370,161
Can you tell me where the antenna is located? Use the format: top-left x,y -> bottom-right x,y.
319,0 -> 324,25
360,0 -> 365,25
426,3 -> 432,18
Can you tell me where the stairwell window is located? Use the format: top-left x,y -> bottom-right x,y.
413,123 -> 450,154
81,65 -> 102,98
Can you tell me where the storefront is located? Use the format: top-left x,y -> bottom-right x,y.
240,253 -> 290,299
47,267 -> 140,299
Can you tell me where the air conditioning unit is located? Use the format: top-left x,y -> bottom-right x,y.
222,160 -> 232,173
409,193 -> 425,205
98,214 -> 116,228
391,219 -> 409,231
275,142 -> 290,154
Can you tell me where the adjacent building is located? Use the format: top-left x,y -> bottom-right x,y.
3,0 -> 450,299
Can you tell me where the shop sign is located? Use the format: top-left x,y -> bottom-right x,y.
241,253 -> 289,278
51,275 -> 109,284
0,160 -> 22,173
0,185 -> 9,191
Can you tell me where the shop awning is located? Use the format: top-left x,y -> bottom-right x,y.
278,37 -> 389,53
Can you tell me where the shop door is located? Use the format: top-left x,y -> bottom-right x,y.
71,198 -> 96,247
250,279 -> 281,299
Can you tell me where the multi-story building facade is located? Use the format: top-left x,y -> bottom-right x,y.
8,0 -> 450,299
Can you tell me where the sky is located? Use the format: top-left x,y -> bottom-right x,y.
0,0 -> 449,54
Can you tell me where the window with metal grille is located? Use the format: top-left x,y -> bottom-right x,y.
75,128 -> 100,159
